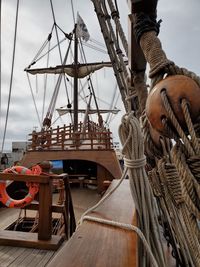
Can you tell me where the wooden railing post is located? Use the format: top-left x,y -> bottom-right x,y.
31,131 -> 37,150
38,177 -> 52,240
61,130 -> 65,150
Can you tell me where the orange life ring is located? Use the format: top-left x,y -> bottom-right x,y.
0,166 -> 39,208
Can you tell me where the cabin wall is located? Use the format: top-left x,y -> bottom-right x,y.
97,164 -> 114,193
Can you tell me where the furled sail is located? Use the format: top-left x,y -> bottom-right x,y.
57,108 -> 120,116
25,62 -> 114,78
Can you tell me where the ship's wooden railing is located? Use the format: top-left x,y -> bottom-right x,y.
0,172 -> 76,250
28,122 -> 113,151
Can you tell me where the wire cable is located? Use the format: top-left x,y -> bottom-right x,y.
1,0 -> 19,153
70,0 -> 76,25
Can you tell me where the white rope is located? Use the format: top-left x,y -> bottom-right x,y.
78,163 -> 159,267
82,216 -> 159,267
124,156 -> 146,169
78,167 -> 128,225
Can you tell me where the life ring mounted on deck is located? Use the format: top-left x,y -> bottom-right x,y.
0,165 -> 40,208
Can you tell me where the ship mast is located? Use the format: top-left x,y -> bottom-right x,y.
73,24 -> 78,132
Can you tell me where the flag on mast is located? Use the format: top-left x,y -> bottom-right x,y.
76,12 -> 90,42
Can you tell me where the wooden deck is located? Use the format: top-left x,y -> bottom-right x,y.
0,181 -> 176,267
0,186 -> 101,267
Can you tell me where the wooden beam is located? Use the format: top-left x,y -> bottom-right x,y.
127,0 -> 146,74
38,180 -> 52,240
25,203 -> 65,213
0,230 -> 64,250
0,173 -> 50,183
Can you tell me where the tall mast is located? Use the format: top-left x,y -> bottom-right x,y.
73,24 -> 78,132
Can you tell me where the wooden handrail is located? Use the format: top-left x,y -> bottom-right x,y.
28,122 -> 113,151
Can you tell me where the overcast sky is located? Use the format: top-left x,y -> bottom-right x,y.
1,0 -> 200,151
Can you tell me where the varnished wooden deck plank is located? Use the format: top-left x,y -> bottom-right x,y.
47,180 -> 137,267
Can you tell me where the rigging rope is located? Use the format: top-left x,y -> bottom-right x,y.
1,0 -> 20,153
26,73 -> 42,127
78,39 -> 101,121
50,0 -> 63,63
70,0 -> 76,26
134,7 -> 200,265
0,0 -> 1,129
44,38 -> 72,127
91,0 -> 129,111
42,39 -> 51,121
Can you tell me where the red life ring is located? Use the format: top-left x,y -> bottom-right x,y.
0,166 -> 39,208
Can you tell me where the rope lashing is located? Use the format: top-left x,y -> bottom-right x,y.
140,31 -> 174,78
171,144 -> 200,220
157,157 -> 200,266
134,12 -> 161,44
124,156 -> 146,169
160,160 -> 185,207
187,155 -> 200,183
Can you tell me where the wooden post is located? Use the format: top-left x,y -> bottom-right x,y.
38,178 -> 52,240
61,130 -> 65,150
57,126 -> 59,143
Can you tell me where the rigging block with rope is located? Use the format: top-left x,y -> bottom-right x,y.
146,74 -> 200,137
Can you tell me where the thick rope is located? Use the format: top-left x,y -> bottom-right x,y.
171,144 -> 200,220
136,20 -> 200,267
107,0 -> 128,56
181,99 -> 200,155
119,112 -> 166,267
91,0 -> 129,111
139,31 -> 174,79
160,90 -> 195,156
157,157 -> 200,266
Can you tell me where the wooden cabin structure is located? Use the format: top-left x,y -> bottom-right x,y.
21,122 -> 122,193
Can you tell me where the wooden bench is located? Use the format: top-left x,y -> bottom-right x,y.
68,174 -> 97,188
47,180 -> 137,267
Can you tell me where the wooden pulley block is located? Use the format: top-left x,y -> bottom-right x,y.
149,124 -> 163,149
146,75 -> 200,136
